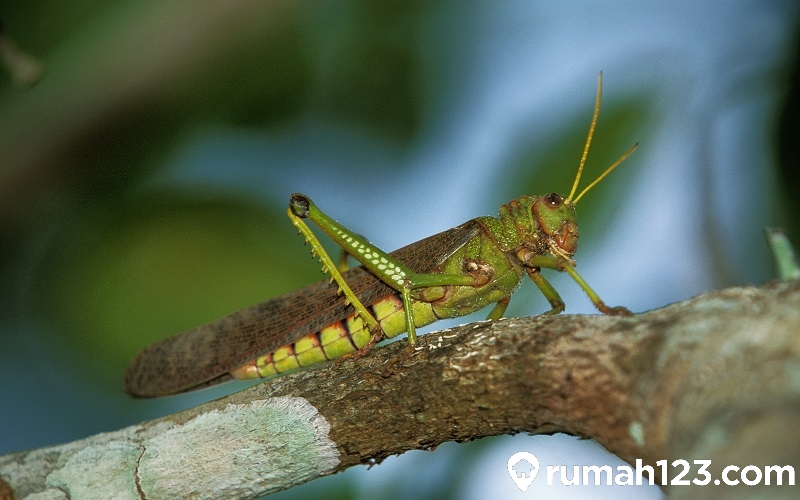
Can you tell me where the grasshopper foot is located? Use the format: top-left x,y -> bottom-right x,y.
597,301 -> 634,316
333,330 -> 384,369
380,344 -> 416,378
352,330 -> 384,361
544,300 -> 565,315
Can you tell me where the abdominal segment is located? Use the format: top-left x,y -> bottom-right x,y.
229,293 -> 437,380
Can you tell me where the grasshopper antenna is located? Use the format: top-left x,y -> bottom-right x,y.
572,142 -> 638,204
566,71 -> 603,204
567,71 -> 638,205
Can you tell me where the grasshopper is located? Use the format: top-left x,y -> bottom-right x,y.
124,73 -> 637,397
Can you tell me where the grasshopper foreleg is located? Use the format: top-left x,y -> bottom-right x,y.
562,265 -> 632,316
522,253 -> 632,316
525,267 -> 566,314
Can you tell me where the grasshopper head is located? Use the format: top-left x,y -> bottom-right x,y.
532,193 -> 579,259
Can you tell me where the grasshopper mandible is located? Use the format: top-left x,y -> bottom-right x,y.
124,72 -> 637,397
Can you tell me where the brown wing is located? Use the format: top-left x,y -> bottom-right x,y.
124,219 -> 482,397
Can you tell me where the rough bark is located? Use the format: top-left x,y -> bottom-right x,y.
1,280 -> 799,499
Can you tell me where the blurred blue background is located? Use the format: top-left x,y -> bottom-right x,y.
2,1 -> 798,498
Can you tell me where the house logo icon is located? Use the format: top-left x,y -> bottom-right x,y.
507,452 -> 540,491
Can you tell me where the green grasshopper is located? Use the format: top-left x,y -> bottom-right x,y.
124,73 -> 637,397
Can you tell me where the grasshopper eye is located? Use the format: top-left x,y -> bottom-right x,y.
544,193 -> 563,207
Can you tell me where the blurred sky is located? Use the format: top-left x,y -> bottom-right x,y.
1,1 -> 799,499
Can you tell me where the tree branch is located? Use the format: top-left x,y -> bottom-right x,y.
2,280 -> 799,498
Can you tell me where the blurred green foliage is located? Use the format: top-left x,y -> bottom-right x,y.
34,194 -> 324,373
0,1 -> 439,386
